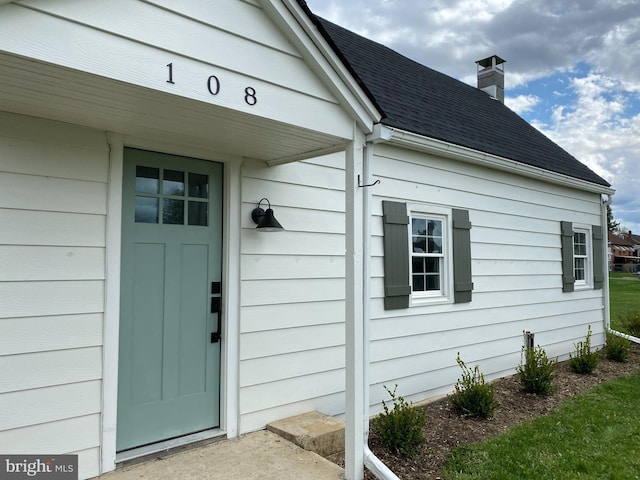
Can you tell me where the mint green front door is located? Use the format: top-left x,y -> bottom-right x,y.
117,148 -> 223,452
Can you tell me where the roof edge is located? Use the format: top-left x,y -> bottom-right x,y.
258,0 -> 381,133
299,6 -> 386,118
369,125 -> 615,195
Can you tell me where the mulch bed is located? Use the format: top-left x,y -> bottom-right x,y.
334,343 -> 640,479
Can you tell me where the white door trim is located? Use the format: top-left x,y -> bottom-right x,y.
102,132 -> 124,474
100,135 -> 241,474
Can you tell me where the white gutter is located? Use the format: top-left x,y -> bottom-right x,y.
602,193 -> 613,332
608,329 -> 640,344
361,139 -> 400,480
374,124 -> 615,196
602,193 -> 640,344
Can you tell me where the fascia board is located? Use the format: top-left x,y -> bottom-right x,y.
265,142 -> 350,166
258,0 -> 381,134
372,126 -> 615,196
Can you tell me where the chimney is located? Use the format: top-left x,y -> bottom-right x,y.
476,55 -> 506,102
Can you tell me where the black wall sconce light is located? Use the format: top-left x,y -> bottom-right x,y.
251,198 -> 284,232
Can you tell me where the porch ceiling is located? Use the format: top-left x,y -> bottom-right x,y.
0,52 -> 349,163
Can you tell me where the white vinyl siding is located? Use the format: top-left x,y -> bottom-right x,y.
0,111 -> 108,479
368,143 -> 604,410
238,155 -> 346,432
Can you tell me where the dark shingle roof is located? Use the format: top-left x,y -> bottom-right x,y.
305,12 -> 610,187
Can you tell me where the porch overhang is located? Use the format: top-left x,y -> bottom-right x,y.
0,51 -> 350,164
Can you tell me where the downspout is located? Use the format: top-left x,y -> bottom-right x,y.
602,193 -> 640,344
362,141 -> 401,480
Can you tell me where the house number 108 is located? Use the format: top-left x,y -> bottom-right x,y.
166,63 -> 257,106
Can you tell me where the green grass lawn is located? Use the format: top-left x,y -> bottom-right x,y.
442,372 -> 640,480
609,273 -> 640,332
439,274 -> 640,479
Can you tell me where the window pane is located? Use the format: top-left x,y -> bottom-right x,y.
428,237 -> 443,253
135,196 -> 158,223
425,274 -> 440,291
189,173 -> 209,198
135,166 -> 159,194
574,258 -> 586,281
412,259 -> 442,293
413,237 -> 426,253
163,170 -> 185,196
428,220 -> 443,253
425,257 -> 440,274
428,219 -> 442,237
163,199 -> 184,224
188,201 -> 208,226
412,257 -> 425,274
412,218 -> 426,236
574,232 -> 587,255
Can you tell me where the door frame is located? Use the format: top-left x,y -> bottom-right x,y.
101,133 -> 241,473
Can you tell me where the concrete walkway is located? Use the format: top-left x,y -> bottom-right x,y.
97,430 -> 345,480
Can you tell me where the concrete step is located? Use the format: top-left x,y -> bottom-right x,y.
266,411 -> 345,459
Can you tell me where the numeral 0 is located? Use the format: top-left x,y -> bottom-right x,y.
207,75 -> 220,95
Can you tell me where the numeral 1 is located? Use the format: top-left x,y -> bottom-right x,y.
166,63 -> 175,84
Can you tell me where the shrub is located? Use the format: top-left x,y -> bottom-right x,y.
449,353 -> 498,418
619,310 -> 640,337
374,384 -> 426,456
568,326 -> 600,374
605,331 -> 630,362
516,345 -> 557,395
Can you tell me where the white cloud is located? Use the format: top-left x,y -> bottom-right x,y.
506,94 -> 540,114
531,72 -> 640,232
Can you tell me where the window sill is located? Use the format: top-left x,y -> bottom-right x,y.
410,295 -> 453,307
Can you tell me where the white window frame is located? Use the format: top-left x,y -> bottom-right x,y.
573,224 -> 592,289
409,205 -> 454,305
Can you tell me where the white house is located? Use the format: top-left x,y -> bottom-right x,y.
0,1 -> 613,479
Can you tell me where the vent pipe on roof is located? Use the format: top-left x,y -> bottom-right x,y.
476,55 -> 506,103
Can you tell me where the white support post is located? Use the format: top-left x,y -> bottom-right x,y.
223,157 -> 242,438
345,126 -> 366,480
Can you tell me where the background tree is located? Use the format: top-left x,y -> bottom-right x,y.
607,204 -> 620,232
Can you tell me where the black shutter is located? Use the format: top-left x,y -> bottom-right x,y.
382,201 -> 411,310
592,225 -> 604,290
452,209 -> 473,303
561,221 -> 575,292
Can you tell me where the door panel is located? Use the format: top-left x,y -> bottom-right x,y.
117,148 -> 222,452
131,243 -> 165,405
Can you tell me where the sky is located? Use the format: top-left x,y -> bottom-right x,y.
305,0 -> 640,234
